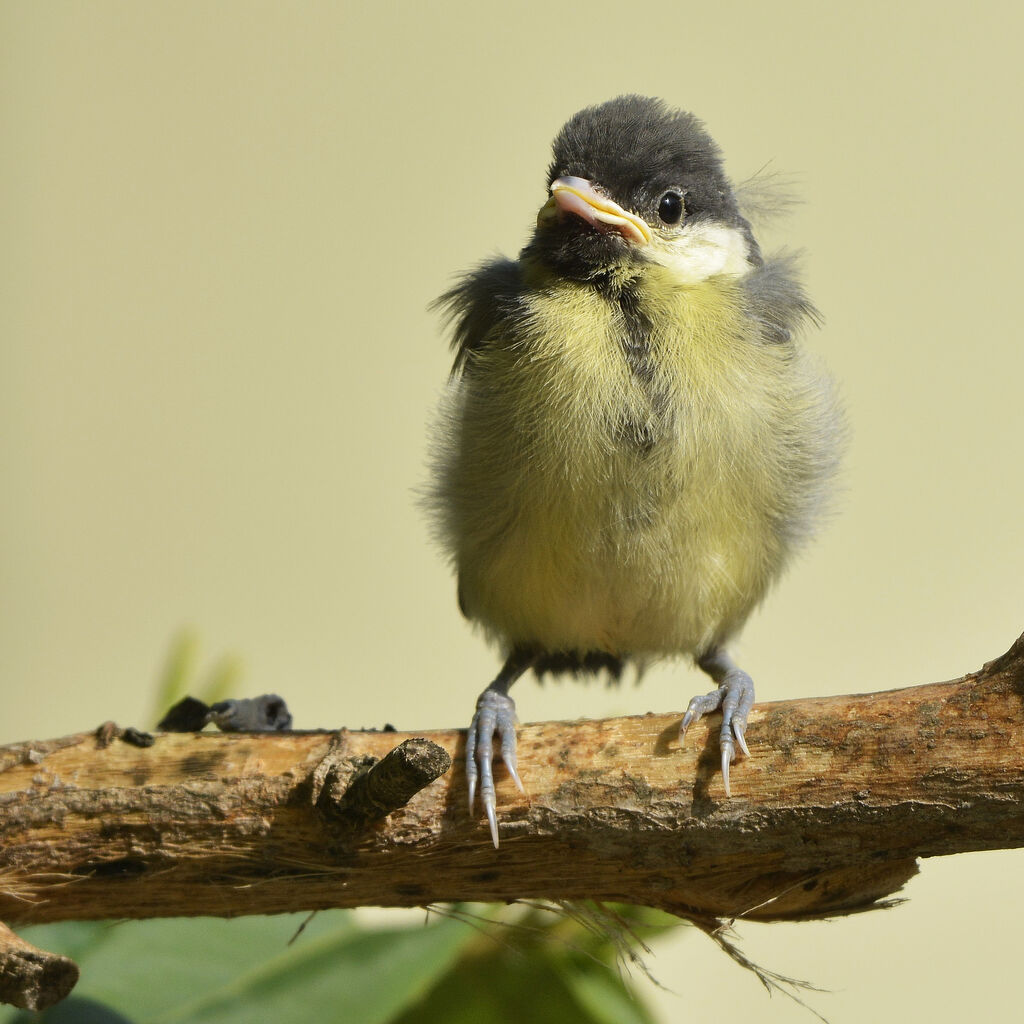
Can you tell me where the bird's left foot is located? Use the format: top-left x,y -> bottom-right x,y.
679,656 -> 755,797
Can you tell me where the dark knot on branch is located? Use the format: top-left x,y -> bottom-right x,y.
315,737 -> 452,829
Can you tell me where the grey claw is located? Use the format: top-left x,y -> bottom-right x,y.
485,797 -> 499,848
466,728 -> 478,811
505,758 -> 525,794
721,741 -> 732,798
501,720 -> 524,793
679,691 -> 721,743
734,722 -> 750,758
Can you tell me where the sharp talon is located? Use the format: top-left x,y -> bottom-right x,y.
734,724 -> 750,758
721,743 -> 732,798
466,721 -> 478,811
506,760 -> 525,794
500,721 -> 523,793
485,798 -> 499,848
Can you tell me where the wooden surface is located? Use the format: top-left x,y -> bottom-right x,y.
1,632 -> 1023,927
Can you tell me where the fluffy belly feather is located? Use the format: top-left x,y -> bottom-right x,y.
454,438 -> 780,656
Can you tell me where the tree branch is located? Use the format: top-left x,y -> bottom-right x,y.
2,631 -> 1023,940
0,922 -> 78,1011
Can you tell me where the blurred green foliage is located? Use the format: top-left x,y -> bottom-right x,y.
5,905 -> 677,1023
152,628 -> 244,721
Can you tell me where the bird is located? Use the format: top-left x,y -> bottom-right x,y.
428,95 -> 841,847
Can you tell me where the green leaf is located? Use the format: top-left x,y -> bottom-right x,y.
392,906 -> 663,1024
6,912 -> 475,1024
16,996 -> 137,1023
149,630 -> 244,724
198,654 -> 244,707
154,917 -> 472,1024
152,628 -> 201,719
561,962 -> 658,1024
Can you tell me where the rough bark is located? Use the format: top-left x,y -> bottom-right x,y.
2,632 -> 1023,940
0,922 -> 79,1011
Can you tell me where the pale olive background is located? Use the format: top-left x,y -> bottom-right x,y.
3,2 -> 1023,1021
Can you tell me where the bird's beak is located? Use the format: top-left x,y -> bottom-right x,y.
538,176 -> 652,245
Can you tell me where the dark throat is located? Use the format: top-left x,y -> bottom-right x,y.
593,274 -> 666,451
616,280 -> 657,386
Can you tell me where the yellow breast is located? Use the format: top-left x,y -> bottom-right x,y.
435,264 -> 833,657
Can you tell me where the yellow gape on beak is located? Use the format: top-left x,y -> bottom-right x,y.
540,176 -> 652,245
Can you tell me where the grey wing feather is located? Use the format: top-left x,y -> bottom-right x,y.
432,258 -> 523,375
741,251 -> 822,344
433,258 -> 523,623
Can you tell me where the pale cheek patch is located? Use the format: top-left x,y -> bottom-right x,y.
651,222 -> 751,285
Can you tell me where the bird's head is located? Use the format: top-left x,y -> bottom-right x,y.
529,96 -> 758,285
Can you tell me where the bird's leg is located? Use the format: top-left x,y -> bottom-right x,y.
466,647 -> 535,847
679,647 -> 755,797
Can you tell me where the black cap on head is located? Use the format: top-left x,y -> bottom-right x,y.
526,96 -> 757,282
547,95 -> 742,228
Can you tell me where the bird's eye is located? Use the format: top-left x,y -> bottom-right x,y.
657,191 -> 684,225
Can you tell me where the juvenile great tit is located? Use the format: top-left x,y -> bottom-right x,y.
429,95 -> 841,847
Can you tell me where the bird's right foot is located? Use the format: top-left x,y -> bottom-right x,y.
680,649 -> 756,797
466,687 -> 524,848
